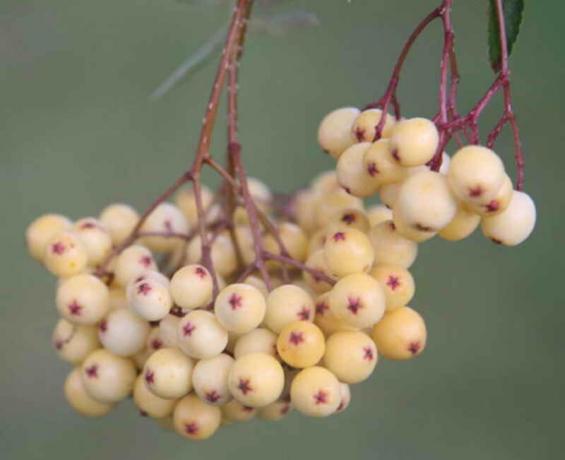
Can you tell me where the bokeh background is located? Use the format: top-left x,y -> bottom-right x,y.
1,0 -> 564,459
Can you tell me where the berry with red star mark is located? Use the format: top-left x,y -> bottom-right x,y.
182,322 -> 196,336
332,231 -> 346,242
316,301 -> 329,316
341,213 -> 356,225
408,342 -> 421,355
386,275 -> 400,290
363,346 -> 374,361
137,282 -> 152,295
347,297 -> 362,315
144,370 -> 155,385
150,338 -> 163,350
354,127 -> 365,142
139,256 -> 152,268
469,186 -> 483,198
289,331 -> 305,345
195,267 -> 207,278
313,390 -> 328,405
68,300 -> 82,316
297,306 -> 311,321
205,390 -> 221,403
51,242 -> 66,254
237,378 -> 253,395
98,320 -> 108,333
367,162 -> 379,177
229,293 -> 243,310
184,422 -> 198,435
485,200 -> 500,213
85,364 -> 98,379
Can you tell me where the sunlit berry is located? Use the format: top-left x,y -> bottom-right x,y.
363,139 -> 405,187
389,117 -> 439,166
114,245 -> 157,287
302,249 -> 334,294
323,331 -> 377,383
263,222 -> 308,263
133,374 -> 176,418
140,203 -> 189,252
290,366 -> 341,417
214,283 -> 266,334
127,274 -> 172,321
221,399 -> 257,422
336,143 -> 379,197
467,174 -> 513,217
234,328 -> 277,359
314,188 -> 363,229
314,292 -> 358,336
44,231 -> 89,277
366,204 -> 393,227
276,321 -> 326,368
351,108 -> 396,142
438,204 -> 481,241
186,232 -> 238,278
264,284 -> 315,333
170,264 -> 213,310
73,218 -> 113,266
369,264 -> 415,311
323,228 -> 374,278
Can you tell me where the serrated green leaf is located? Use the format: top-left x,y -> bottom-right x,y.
488,0 -> 524,72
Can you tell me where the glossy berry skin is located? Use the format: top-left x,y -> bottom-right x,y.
173,394 -> 222,440
26,214 -> 72,261
177,310 -> 228,359
214,283 -> 266,334
389,117 -> 439,167
133,375 -> 176,419
99,203 -> 139,245
142,347 -> 194,400
370,264 -> 415,311
323,228 -> 374,278
192,353 -> 234,406
351,108 -> 396,142
265,284 -> 315,333
234,328 -> 277,359
228,353 -> 285,408
317,107 -> 360,158
336,142 -> 378,197
368,221 -> 418,268
290,366 -> 341,417
114,245 -> 157,287
371,306 -> 427,360
276,321 -> 326,368
81,349 -> 137,403
170,264 -> 213,310
323,331 -> 377,384
64,368 -> 113,417
328,273 -> 386,329
52,319 -> 100,364
98,308 -> 150,357
56,274 -> 110,325
43,231 -> 89,278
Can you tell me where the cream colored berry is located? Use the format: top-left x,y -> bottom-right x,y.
175,185 -> 215,226
214,283 -> 266,334
133,375 -> 176,418
336,142 -> 378,197
439,205 -> 481,241
73,218 -> 113,266
43,231 -> 89,277
234,328 -> 277,359
352,108 -> 396,142
467,174 -> 513,216
81,349 -> 136,403
99,203 -> 139,245
264,284 -> 314,333
368,221 -> 418,268
26,214 -> 72,261
221,399 -> 256,422
192,353 -> 234,406
392,213 -> 436,242
363,139 -> 406,187
328,273 -> 385,329
293,189 -> 320,234
318,107 -> 360,158
64,368 -> 113,417
389,117 -> 439,166
234,225 -> 256,265
314,188 -> 363,229
52,319 -> 100,364
481,190 -> 536,246
369,264 -> 415,311
114,245 -> 157,287
263,222 -> 308,263
247,177 -> 273,208
258,399 -> 292,421
303,250 -> 334,294
277,321 -> 325,368
177,310 -> 228,359
310,170 -> 340,193
314,293 -> 358,336
228,353 -> 285,407
323,228 -> 374,278
379,182 -> 401,208
56,274 -> 109,325
108,287 -> 128,310
371,306 -> 427,360
366,204 -> 393,227
336,383 -> 351,414
447,145 -> 506,205
330,208 -> 370,233
323,331 -> 377,383
170,264 -> 213,310
158,314 -> 181,348
242,275 -> 269,297
290,366 -> 341,417
173,394 -> 222,440
140,203 -> 189,252
127,275 -> 172,321
99,308 -> 150,357
186,232 -> 238,278
142,347 -> 194,399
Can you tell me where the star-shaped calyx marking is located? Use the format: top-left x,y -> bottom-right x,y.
386,275 -> 400,290
332,231 -> 346,242
229,293 -> 243,310
137,282 -> 152,295
367,162 -> 379,177
313,390 -> 328,405
194,266 -> 207,278
408,341 -> 421,355
85,364 -> 98,379
297,306 -> 311,321
98,319 -> 108,333
347,297 -> 362,315
139,256 -> 152,268
144,370 -> 155,385
68,300 -> 82,316
354,127 -> 366,142
182,322 -> 196,337
289,331 -> 304,346
237,378 -> 252,395
315,301 -> 329,316
363,346 -> 374,361
205,390 -> 221,403
184,422 -> 198,435
468,186 -> 483,198
51,242 -> 66,255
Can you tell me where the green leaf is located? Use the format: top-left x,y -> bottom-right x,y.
488,0 -> 524,72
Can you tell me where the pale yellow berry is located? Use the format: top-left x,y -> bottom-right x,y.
314,293 -> 358,336
158,314 -> 181,348
336,143 -> 378,197
127,275 -> 172,322
481,190 -> 536,246
323,331 -> 377,383
175,185 -> 215,226
394,171 -> 457,237
328,273 -> 385,329
73,218 -> 113,266
392,214 -> 436,242
258,399 -> 292,421
145,326 -> 165,353
290,366 -> 341,417
64,368 -> 113,417
170,264 -> 213,310
369,264 -> 415,311
140,203 -> 189,252
371,306 -> 427,360
43,231 -> 89,277
314,188 -> 363,229
329,208 -> 370,233
99,203 -> 139,245
56,274 -> 110,325
228,353 -> 285,407
379,182 -> 401,208
234,328 -> 277,359
214,284 -> 266,334
307,229 -> 327,257
142,348 -> 194,399
366,204 -> 393,227
263,222 -> 308,263
438,204 -> 480,241
186,232 -> 238,278
26,214 -> 72,261
277,321 -> 326,368
318,107 -> 360,158
310,170 -> 340,193
466,174 -> 513,217
192,353 -> 234,406
242,275 -> 269,298
114,245 -> 157,287
303,250 -> 334,294
221,399 -> 256,422
234,225 -> 256,265
247,177 -> 273,208
352,108 -> 396,142
81,349 -> 136,403
133,375 -> 176,418
323,228 -> 374,278
389,117 -> 439,166
368,221 -> 418,268
177,310 -> 228,359
335,383 -> 351,414
447,145 -> 506,205
264,284 -> 314,333
52,319 -> 100,364
173,394 -> 222,440
99,308 -> 150,357
363,139 -> 406,187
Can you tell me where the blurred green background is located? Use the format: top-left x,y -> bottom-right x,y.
1,0 -> 563,459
